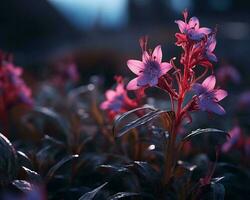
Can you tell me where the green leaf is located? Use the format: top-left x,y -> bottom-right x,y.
78,182 -> 108,200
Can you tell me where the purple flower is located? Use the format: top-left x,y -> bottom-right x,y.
127,45 -> 172,90
0,62 -> 33,108
100,82 -> 126,112
205,35 -> 217,62
222,126 -> 241,153
192,75 -> 227,115
175,16 -> 211,41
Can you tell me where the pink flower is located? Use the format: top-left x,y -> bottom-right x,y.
192,75 -> 227,115
0,59 -> 33,108
205,35 -> 217,62
126,45 -> 172,90
101,82 -> 126,112
100,77 -> 138,120
175,11 -> 211,41
190,34 -> 217,68
222,126 -> 242,153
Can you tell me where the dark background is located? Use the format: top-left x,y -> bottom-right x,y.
1,0 -> 249,85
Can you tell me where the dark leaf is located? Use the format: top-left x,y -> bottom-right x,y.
175,160 -> 197,179
46,154 -> 79,181
211,183 -> 225,200
17,151 -> 32,169
113,106 -> 156,137
182,128 -> 229,143
126,161 -> 160,184
12,180 -> 32,192
177,160 -> 197,172
32,106 -> 70,136
78,182 -> 108,200
0,133 -> 18,183
113,106 -> 174,138
211,176 -> 224,183
108,192 -> 140,200
68,84 -> 95,101
43,135 -> 65,147
19,166 -> 42,183
96,165 -> 129,175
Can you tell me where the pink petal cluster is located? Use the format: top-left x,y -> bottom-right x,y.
205,35 -> 217,62
221,125 -> 250,158
100,77 -> 140,120
0,53 -> 33,110
192,75 -> 227,115
187,33 -> 217,69
222,126 -> 242,153
175,11 -> 211,41
175,11 -> 217,69
127,45 -> 172,90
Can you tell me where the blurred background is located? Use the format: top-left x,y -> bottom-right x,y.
1,0 -> 250,86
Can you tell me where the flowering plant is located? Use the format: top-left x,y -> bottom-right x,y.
109,10 -> 229,197
0,51 -> 32,135
2,10 -> 250,200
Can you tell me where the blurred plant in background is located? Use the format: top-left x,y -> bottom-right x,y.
0,51 -> 33,135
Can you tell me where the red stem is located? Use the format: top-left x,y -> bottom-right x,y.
163,41 -> 194,186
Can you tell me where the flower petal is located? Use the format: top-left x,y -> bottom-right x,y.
137,74 -> 150,86
127,60 -> 144,75
116,83 -> 125,94
222,126 -> 241,152
160,62 -> 172,75
207,37 -> 216,52
214,89 -> 227,101
100,101 -> 109,110
199,96 -> 226,115
152,45 -> 162,63
175,20 -> 186,33
126,77 -> 140,90
105,90 -> 116,100
188,17 -> 200,29
142,51 -> 150,63
208,102 -> 226,115
192,83 -> 206,95
149,77 -> 158,86
187,29 -> 204,41
202,75 -> 216,91
198,27 -> 211,35
206,52 -> 217,62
